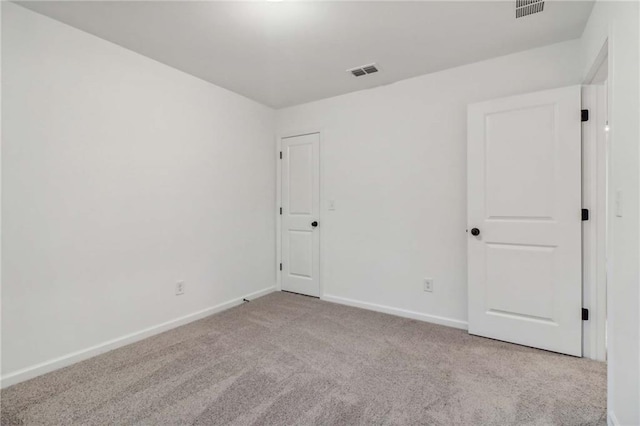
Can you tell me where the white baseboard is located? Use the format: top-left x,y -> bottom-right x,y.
607,411 -> 619,426
1,286 -> 276,389
321,294 -> 468,330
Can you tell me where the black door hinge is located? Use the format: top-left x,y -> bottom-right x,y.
280,207 -> 282,215
279,263 -> 282,271
582,209 -> 589,221
581,109 -> 589,122
279,151 -> 282,159
582,308 -> 589,321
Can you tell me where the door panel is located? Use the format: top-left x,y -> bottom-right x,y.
281,133 -> 320,297
288,231 -> 313,278
288,143 -> 313,214
467,86 -> 582,356
485,243 -> 555,321
485,105 -> 555,219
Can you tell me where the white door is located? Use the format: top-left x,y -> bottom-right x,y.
281,133 -> 320,297
467,86 -> 582,356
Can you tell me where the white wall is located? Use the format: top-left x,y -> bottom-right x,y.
277,40 -> 582,328
580,2 -> 640,425
1,3 -> 275,385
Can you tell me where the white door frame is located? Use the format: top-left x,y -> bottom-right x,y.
581,40 -> 609,362
276,129 -> 323,297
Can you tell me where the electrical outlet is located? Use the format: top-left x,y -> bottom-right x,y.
424,278 -> 434,292
176,281 -> 185,295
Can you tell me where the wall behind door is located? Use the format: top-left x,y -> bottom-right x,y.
2,3 -> 276,383
580,1 -> 640,424
277,40 -> 582,327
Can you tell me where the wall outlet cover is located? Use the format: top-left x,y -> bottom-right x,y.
176,281 -> 185,295
424,278 -> 434,292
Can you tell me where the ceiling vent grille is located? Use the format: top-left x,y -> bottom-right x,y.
348,63 -> 379,77
515,0 -> 544,18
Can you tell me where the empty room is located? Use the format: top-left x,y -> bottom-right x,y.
1,0 -> 639,425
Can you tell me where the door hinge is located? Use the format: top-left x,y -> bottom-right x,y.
279,263 -> 282,271
279,151 -> 282,159
280,207 -> 282,215
581,109 -> 589,122
582,208 -> 589,221
582,308 -> 589,321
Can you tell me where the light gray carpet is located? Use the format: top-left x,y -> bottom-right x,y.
1,291 -> 606,425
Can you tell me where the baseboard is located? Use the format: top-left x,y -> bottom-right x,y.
321,294 -> 468,330
0,286 -> 276,389
607,411 -> 619,426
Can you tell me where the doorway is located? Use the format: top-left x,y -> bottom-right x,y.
582,51 -> 609,362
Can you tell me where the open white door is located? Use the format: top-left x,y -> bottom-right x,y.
467,86 -> 582,356
281,133 -> 320,297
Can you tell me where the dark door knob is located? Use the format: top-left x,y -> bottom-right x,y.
311,221 -> 318,228
470,228 -> 480,236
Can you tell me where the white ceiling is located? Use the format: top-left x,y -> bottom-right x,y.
16,1 -> 594,108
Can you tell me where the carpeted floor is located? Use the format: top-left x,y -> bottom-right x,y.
1,291 -> 606,425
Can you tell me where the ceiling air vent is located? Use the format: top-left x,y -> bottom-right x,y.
515,0 -> 544,18
348,63 -> 379,77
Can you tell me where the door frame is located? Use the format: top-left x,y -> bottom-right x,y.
276,129 -> 323,297
581,40 -> 609,362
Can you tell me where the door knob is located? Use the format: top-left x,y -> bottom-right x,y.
470,228 -> 480,236
311,221 -> 318,228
